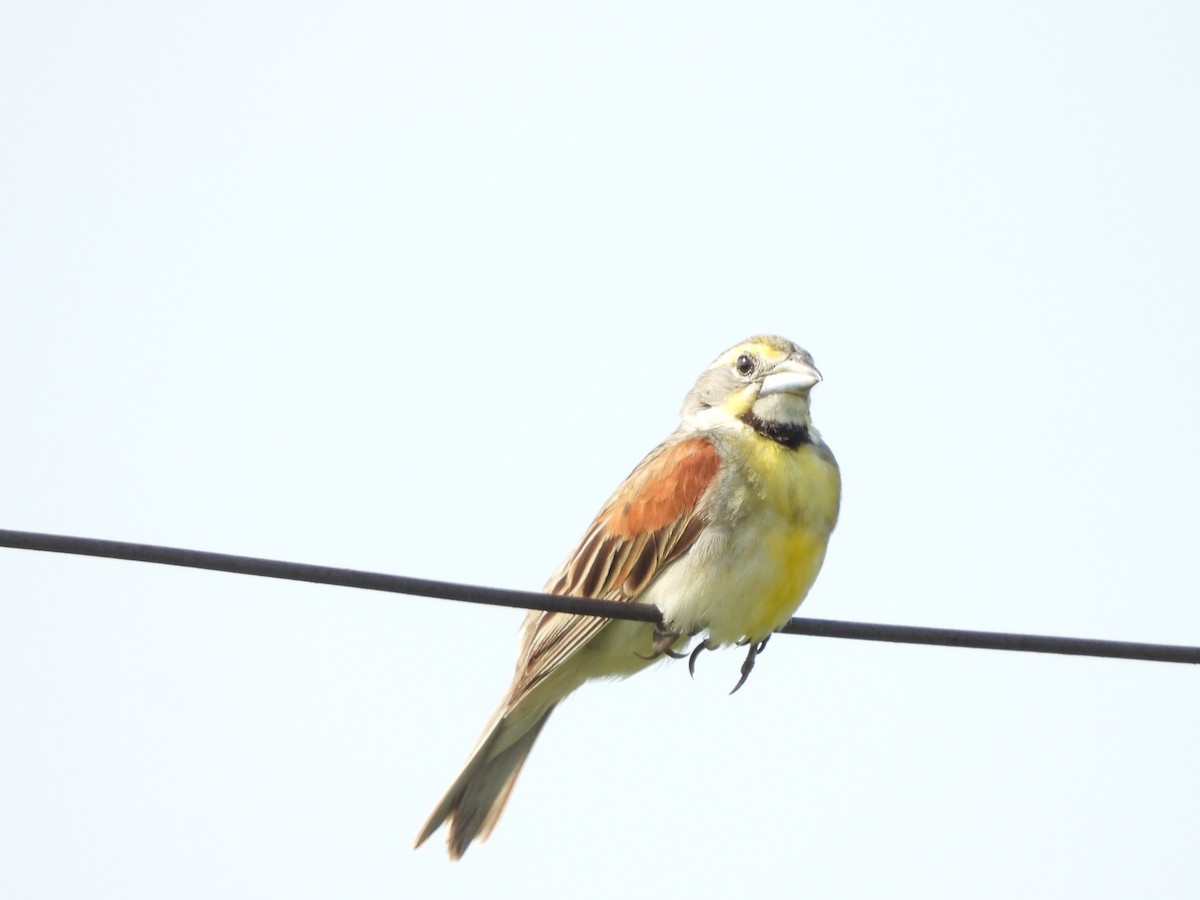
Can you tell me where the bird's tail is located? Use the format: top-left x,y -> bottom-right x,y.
413,702 -> 556,859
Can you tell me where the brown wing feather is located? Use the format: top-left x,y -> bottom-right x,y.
511,436 -> 721,698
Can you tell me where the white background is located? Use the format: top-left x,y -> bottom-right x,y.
2,2 -> 1197,898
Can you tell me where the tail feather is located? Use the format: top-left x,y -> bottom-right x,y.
414,704 -> 556,859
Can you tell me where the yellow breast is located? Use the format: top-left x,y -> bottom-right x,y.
651,431 -> 841,645
725,435 -> 841,638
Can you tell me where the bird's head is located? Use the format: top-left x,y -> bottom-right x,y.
681,335 -> 823,442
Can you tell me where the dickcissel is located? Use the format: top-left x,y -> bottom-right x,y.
415,334 -> 840,859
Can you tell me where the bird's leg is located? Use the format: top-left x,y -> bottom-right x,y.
636,627 -> 688,661
729,636 -> 771,695
688,639 -> 714,678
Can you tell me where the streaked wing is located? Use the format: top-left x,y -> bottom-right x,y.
509,435 -> 721,699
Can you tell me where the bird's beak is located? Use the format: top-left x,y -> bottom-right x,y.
758,358 -> 822,396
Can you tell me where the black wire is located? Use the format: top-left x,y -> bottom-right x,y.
2,529 -> 1197,665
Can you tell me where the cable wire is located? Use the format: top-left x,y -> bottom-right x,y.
1,529 -> 1197,665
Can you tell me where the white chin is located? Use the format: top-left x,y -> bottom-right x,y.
751,392 -> 809,424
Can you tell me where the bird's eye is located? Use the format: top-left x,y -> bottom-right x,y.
735,354 -> 755,377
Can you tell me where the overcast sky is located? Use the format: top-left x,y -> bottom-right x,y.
2,2 -> 1198,898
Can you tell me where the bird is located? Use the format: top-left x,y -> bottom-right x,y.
414,334 -> 841,859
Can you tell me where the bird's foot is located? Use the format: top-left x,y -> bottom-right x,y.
636,627 -> 688,661
729,636 -> 771,695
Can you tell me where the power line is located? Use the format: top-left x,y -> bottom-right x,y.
1,528 -> 1197,665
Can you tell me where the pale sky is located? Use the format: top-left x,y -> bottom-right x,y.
2,3 -> 1198,898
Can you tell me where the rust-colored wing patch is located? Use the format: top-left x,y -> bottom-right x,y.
546,436 -> 720,601
604,438 -> 722,538
511,436 -> 721,700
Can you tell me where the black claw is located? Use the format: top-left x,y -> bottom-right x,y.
688,640 -> 712,678
729,665 -> 752,694
729,637 -> 769,695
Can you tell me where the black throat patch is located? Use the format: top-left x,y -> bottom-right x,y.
741,412 -> 812,450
